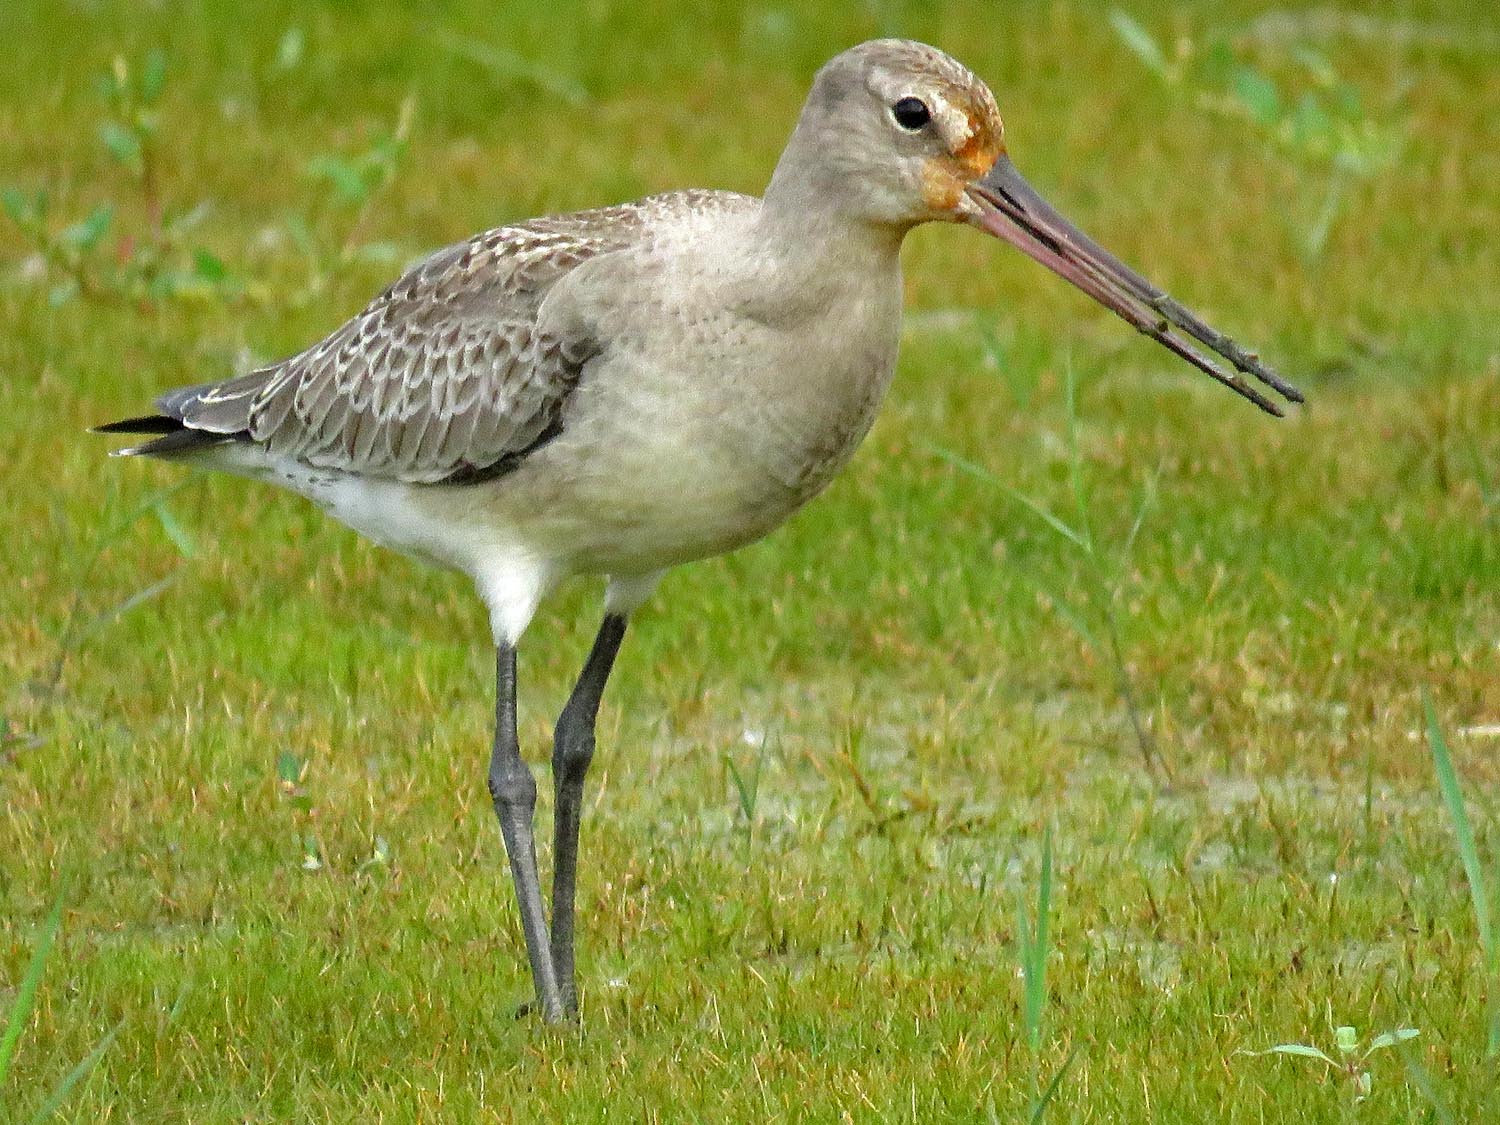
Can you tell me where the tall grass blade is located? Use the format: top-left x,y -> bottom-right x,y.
73,574 -> 179,649
1020,826 -> 1054,1054
1029,1040 -> 1082,1124
435,32 -> 589,105
1107,9 -> 1172,80
1016,827 -> 1064,1115
1021,576 -> 1103,654
1061,366 -> 1096,558
1398,1040 -> 1457,1125
1121,468 -> 1160,559
26,1018 -> 123,1124
922,441 -> 1090,551
725,750 -> 762,823
0,885 -> 66,1085
152,497 -> 198,558
1424,694 -> 1495,960
1007,487 -> 1091,554
1424,691 -> 1499,1057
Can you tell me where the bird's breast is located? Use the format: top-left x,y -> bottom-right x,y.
471,229 -> 906,574
746,314 -> 899,502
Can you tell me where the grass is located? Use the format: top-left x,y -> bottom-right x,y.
3,0 -> 1500,1118
1,882 -> 124,1124
1425,695 -> 1499,1059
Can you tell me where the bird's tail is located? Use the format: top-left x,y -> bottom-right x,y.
92,414 -> 236,458
94,373 -> 264,458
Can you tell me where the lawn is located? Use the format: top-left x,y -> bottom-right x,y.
3,0 -> 1499,1119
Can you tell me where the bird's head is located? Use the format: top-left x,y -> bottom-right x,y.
777,38 -> 1006,227
771,38 -> 1302,415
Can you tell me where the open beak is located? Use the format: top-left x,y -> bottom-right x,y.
966,155 -> 1303,416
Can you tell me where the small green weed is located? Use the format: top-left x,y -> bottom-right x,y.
1246,1022 -> 1419,1105
29,480 -> 199,703
1109,8 -> 1407,260
2,51 -> 246,307
3,51 -> 415,314
286,96 -> 415,306
276,750 -> 324,872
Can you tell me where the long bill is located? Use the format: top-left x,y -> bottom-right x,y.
966,155 -> 1303,417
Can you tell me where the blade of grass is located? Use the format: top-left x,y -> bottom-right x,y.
1108,9 -> 1173,80
922,442 -> 1090,552
434,31 -> 589,105
1019,574 -> 1103,654
1121,467 -> 1160,559
25,1018 -> 123,1125
1062,365 -> 1097,558
1008,487 -> 1091,555
1017,827 -> 1059,1113
1020,826 -> 1054,1055
71,574 -> 179,648
151,497 -> 197,558
725,749 -> 762,824
1424,691 -> 1499,1057
1424,693 -> 1495,960
0,885 -> 66,1085
1398,1040 -> 1457,1125
1029,1040 -> 1083,1124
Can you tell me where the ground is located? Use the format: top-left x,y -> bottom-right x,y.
2,0 -> 1499,1120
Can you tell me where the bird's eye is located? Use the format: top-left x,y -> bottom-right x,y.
891,97 -> 931,131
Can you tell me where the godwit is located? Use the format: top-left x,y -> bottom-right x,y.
98,39 -> 1300,1023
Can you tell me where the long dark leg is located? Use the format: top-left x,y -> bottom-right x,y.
550,613 -> 628,1015
487,644 -> 565,1023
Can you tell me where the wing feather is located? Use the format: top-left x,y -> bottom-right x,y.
164,218 -> 623,481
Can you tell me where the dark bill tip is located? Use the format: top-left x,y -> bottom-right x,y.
967,156 -> 1303,416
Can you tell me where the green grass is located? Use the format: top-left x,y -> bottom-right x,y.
4,0 -> 1500,1118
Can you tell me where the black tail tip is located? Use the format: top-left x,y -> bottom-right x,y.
92,415 -> 183,436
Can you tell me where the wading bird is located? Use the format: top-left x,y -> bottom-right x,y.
99,39 -> 1300,1023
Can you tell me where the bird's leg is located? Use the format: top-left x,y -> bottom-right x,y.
550,613 -> 628,1016
487,644 -> 566,1023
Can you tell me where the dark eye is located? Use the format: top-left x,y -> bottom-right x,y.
891,96 -> 931,131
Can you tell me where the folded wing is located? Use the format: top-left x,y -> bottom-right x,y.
105,202 -> 668,484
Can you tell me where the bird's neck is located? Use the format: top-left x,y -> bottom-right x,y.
733,199 -> 903,337
752,180 -> 906,306
760,200 -> 906,261
760,132 -> 911,263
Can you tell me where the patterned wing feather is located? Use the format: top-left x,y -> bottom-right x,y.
160,202 -> 666,484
